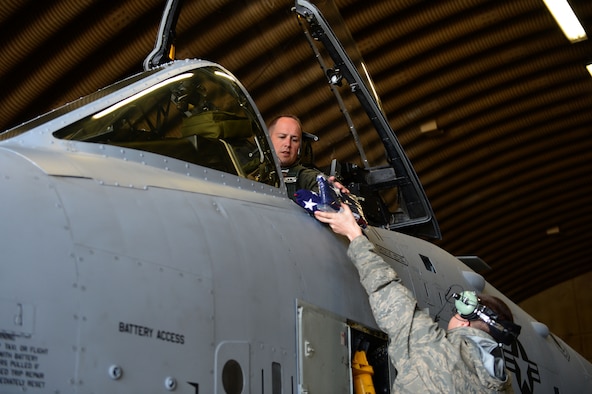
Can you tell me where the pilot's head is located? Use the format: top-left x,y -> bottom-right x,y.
448,293 -> 520,345
268,115 -> 303,168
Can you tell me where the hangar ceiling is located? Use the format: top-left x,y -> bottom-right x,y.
1,0 -> 590,303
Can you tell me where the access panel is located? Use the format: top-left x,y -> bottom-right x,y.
297,301 -> 390,394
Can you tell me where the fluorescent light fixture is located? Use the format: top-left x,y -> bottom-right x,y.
420,119 -> 443,136
542,0 -> 587,43
587,63 -> 592,77
546,226 -> 560,235
93,73 -> 194,119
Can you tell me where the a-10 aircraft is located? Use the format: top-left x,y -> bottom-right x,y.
1,0 -> 590,393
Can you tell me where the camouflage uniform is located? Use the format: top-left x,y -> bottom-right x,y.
347,236 -> 514,393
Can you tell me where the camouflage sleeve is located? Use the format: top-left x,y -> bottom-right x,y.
347,235 -> 445,363
347,235 -> 402,294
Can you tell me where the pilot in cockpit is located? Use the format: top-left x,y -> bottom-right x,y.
268,114 -> 349,199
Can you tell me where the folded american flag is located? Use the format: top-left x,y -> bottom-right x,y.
294,175 -> 367,228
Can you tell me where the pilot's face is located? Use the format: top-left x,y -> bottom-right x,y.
269,117 -> 302,167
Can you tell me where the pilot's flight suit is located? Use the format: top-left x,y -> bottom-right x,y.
347,235 -> 514,393
282,163 -> 322,199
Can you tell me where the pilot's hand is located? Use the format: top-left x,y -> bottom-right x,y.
328,175 -> 350,195
314,203 -> 362,242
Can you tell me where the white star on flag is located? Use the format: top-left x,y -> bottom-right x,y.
303,198 -> 318,211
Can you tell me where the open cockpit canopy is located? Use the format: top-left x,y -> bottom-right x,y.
292,0 -> 441,239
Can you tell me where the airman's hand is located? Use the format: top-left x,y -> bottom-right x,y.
314,203 -> 362,242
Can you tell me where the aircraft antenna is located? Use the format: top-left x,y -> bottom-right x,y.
143,0 -> 185,71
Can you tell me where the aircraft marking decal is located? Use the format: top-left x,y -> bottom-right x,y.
0,335 -> 49,390
503,339 -> 541,393
118,321 -> 185,345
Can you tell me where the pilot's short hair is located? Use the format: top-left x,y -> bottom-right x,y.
267,114 -> 303,133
